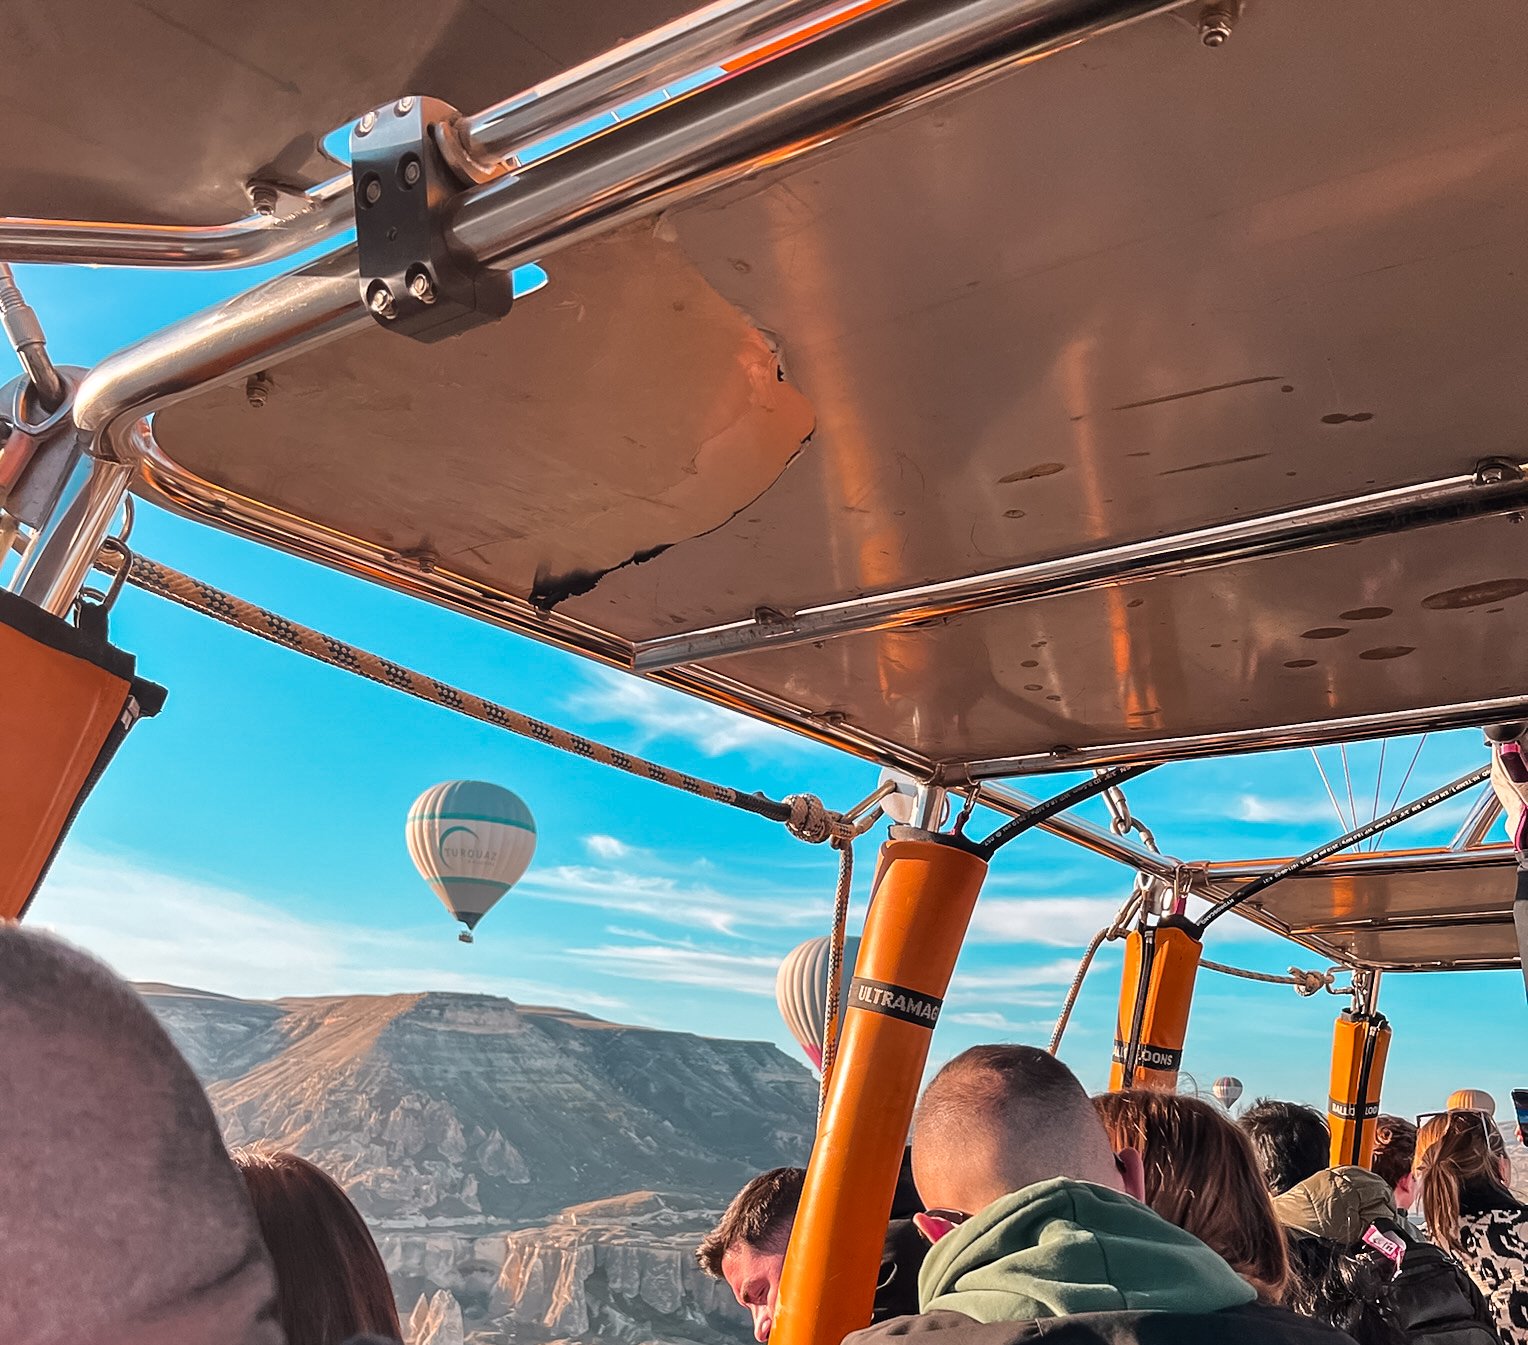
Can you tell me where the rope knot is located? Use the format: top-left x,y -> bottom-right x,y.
785,793 -> 842,845
1291,967 -> 1333,997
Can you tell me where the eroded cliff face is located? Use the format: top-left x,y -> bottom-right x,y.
144,986 -> 813,1345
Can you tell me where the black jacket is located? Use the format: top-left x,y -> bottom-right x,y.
1391,1221 -> 1502,1345
876,1147 -> 930,1322
848,1304 -> 1357,1345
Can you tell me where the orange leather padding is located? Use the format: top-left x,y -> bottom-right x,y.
0,617 -> 132,919
1328,1010 -> 1391,1169
1108,920 -> 1203,1092
771,835 -> 988,1345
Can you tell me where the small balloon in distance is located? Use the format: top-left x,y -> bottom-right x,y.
406,780 -> 536,941
1212,1075 -> 1244,1109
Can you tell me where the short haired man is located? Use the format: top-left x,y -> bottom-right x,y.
1239,1099 -> 1331,1195
698,1155 -> 926,1341
1371,1114 -> 1419,1213
844,1045 -> 1351,1345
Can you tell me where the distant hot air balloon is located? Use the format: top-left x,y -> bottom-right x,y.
407,781 -> 536,942
1213,1076 -> 1244,1111
776,935 -> 860,1071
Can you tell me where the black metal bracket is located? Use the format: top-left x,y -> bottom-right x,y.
351,97 -> 513,343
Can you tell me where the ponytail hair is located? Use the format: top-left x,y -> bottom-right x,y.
1414,1110 -> 1510,1255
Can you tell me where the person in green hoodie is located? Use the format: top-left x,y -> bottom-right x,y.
845,1045 -> 1356,1345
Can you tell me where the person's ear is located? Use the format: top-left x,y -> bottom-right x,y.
1394,1173 -> 1416,1210
913,1212 -> 959,1243
1115,1148 -> 1147,1202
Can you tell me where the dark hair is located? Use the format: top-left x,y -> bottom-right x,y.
1414,1110 -> 1511,1255
1284,1235 -> 1406,1345
1369,1116 -> 1418,1193
1094,1090 -> 1289,1301
1239,1099 -> 1330,1195
231,1148 -> 402,1345
696,1167 -> 805,1278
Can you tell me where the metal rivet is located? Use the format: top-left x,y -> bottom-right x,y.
408,271 -> 437,305
1199,3 -> 1234,45
1475,457 -> 1523,485
368,284 -> 397,320
356,111 -> 377,136
245,372 -> 273,408
247,183 -> 279,216
362,178 -> 382,206
395,96 -> 415,115
402,159 -> 422,187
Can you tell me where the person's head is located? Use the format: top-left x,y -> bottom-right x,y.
0,924 -> 282,1345
1445,1088 -> 1496,1116
696,1166 -> 805,1342
1413,1110 -> 1512,1254
231,1147 -> 403,1345
1093,1089 -> 1288,1301
1370,1115 -> 1418,1211
1238,1099 -> 1331,1195
911,1045 -> 1144,1226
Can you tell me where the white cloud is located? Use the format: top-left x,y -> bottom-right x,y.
32,847 -> 628,1012
1232,794 -> 1348,825
571,940 -> 781,997
943,1010 -> 1054,1034
584,834 -> 632,860
520,863 -> 827,936
967,897 -> 1129,946
567,668 -> 804,758
948,957 -> 1097,1008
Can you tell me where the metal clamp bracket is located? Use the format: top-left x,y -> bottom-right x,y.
351,97 -> 514,343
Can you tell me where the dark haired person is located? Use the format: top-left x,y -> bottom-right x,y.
698,1154 -> 926,1341
1274,1163 -> 1498,1345
1241,1099 -> 1332,1195
1371,1116 -> 1420,1216
846,1045 -> 1352,1345
232,1148 -> 403,1345
0,924 -> 284,1345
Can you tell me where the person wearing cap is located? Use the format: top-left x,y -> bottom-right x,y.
1273,1165 -> 1498,1345
1446,1091 -> 1498,1118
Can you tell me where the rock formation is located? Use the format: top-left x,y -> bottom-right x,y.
143,984 -> 815,1344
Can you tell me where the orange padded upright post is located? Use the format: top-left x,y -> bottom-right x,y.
1108,916 -> 1202,1092
0,589 -> 164,919
771,832 -> 987,1345
1328,1008 -> 1391,1169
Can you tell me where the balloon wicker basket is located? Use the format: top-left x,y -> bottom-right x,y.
458,930 -> 474,944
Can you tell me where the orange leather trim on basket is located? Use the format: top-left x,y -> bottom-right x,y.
772,834 -> 987,1345
1328,1010 -> 1391,1169
0,616 -> 131,919
1108,920 -> 1202,1092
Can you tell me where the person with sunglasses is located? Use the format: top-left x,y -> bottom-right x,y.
844,1045 -> 1354,1345
1414,1109 -> 1527,1345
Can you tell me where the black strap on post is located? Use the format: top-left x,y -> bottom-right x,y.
1347,1013 -> 1387,1166
1516,866 -> 1528,1001
1118,923 -> 1160,1089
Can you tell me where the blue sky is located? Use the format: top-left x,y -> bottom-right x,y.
8,259 -> 1522,1123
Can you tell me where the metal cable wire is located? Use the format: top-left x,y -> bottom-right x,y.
122,555 -> 830,830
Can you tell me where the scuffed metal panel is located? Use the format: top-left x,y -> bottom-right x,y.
154,223 -> 816,595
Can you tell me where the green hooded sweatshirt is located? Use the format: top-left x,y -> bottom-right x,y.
918,1178 -> 1257,1324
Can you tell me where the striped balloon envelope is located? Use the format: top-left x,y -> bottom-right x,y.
406,781 -> 536,941
776,934 -> 861,1071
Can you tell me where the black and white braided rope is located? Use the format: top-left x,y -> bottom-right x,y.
123,556 -> 820,830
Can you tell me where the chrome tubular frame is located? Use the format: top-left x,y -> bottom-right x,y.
0,0 -> 1179,269
633,465 -> 1528,671
967,694 -> 1528,778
